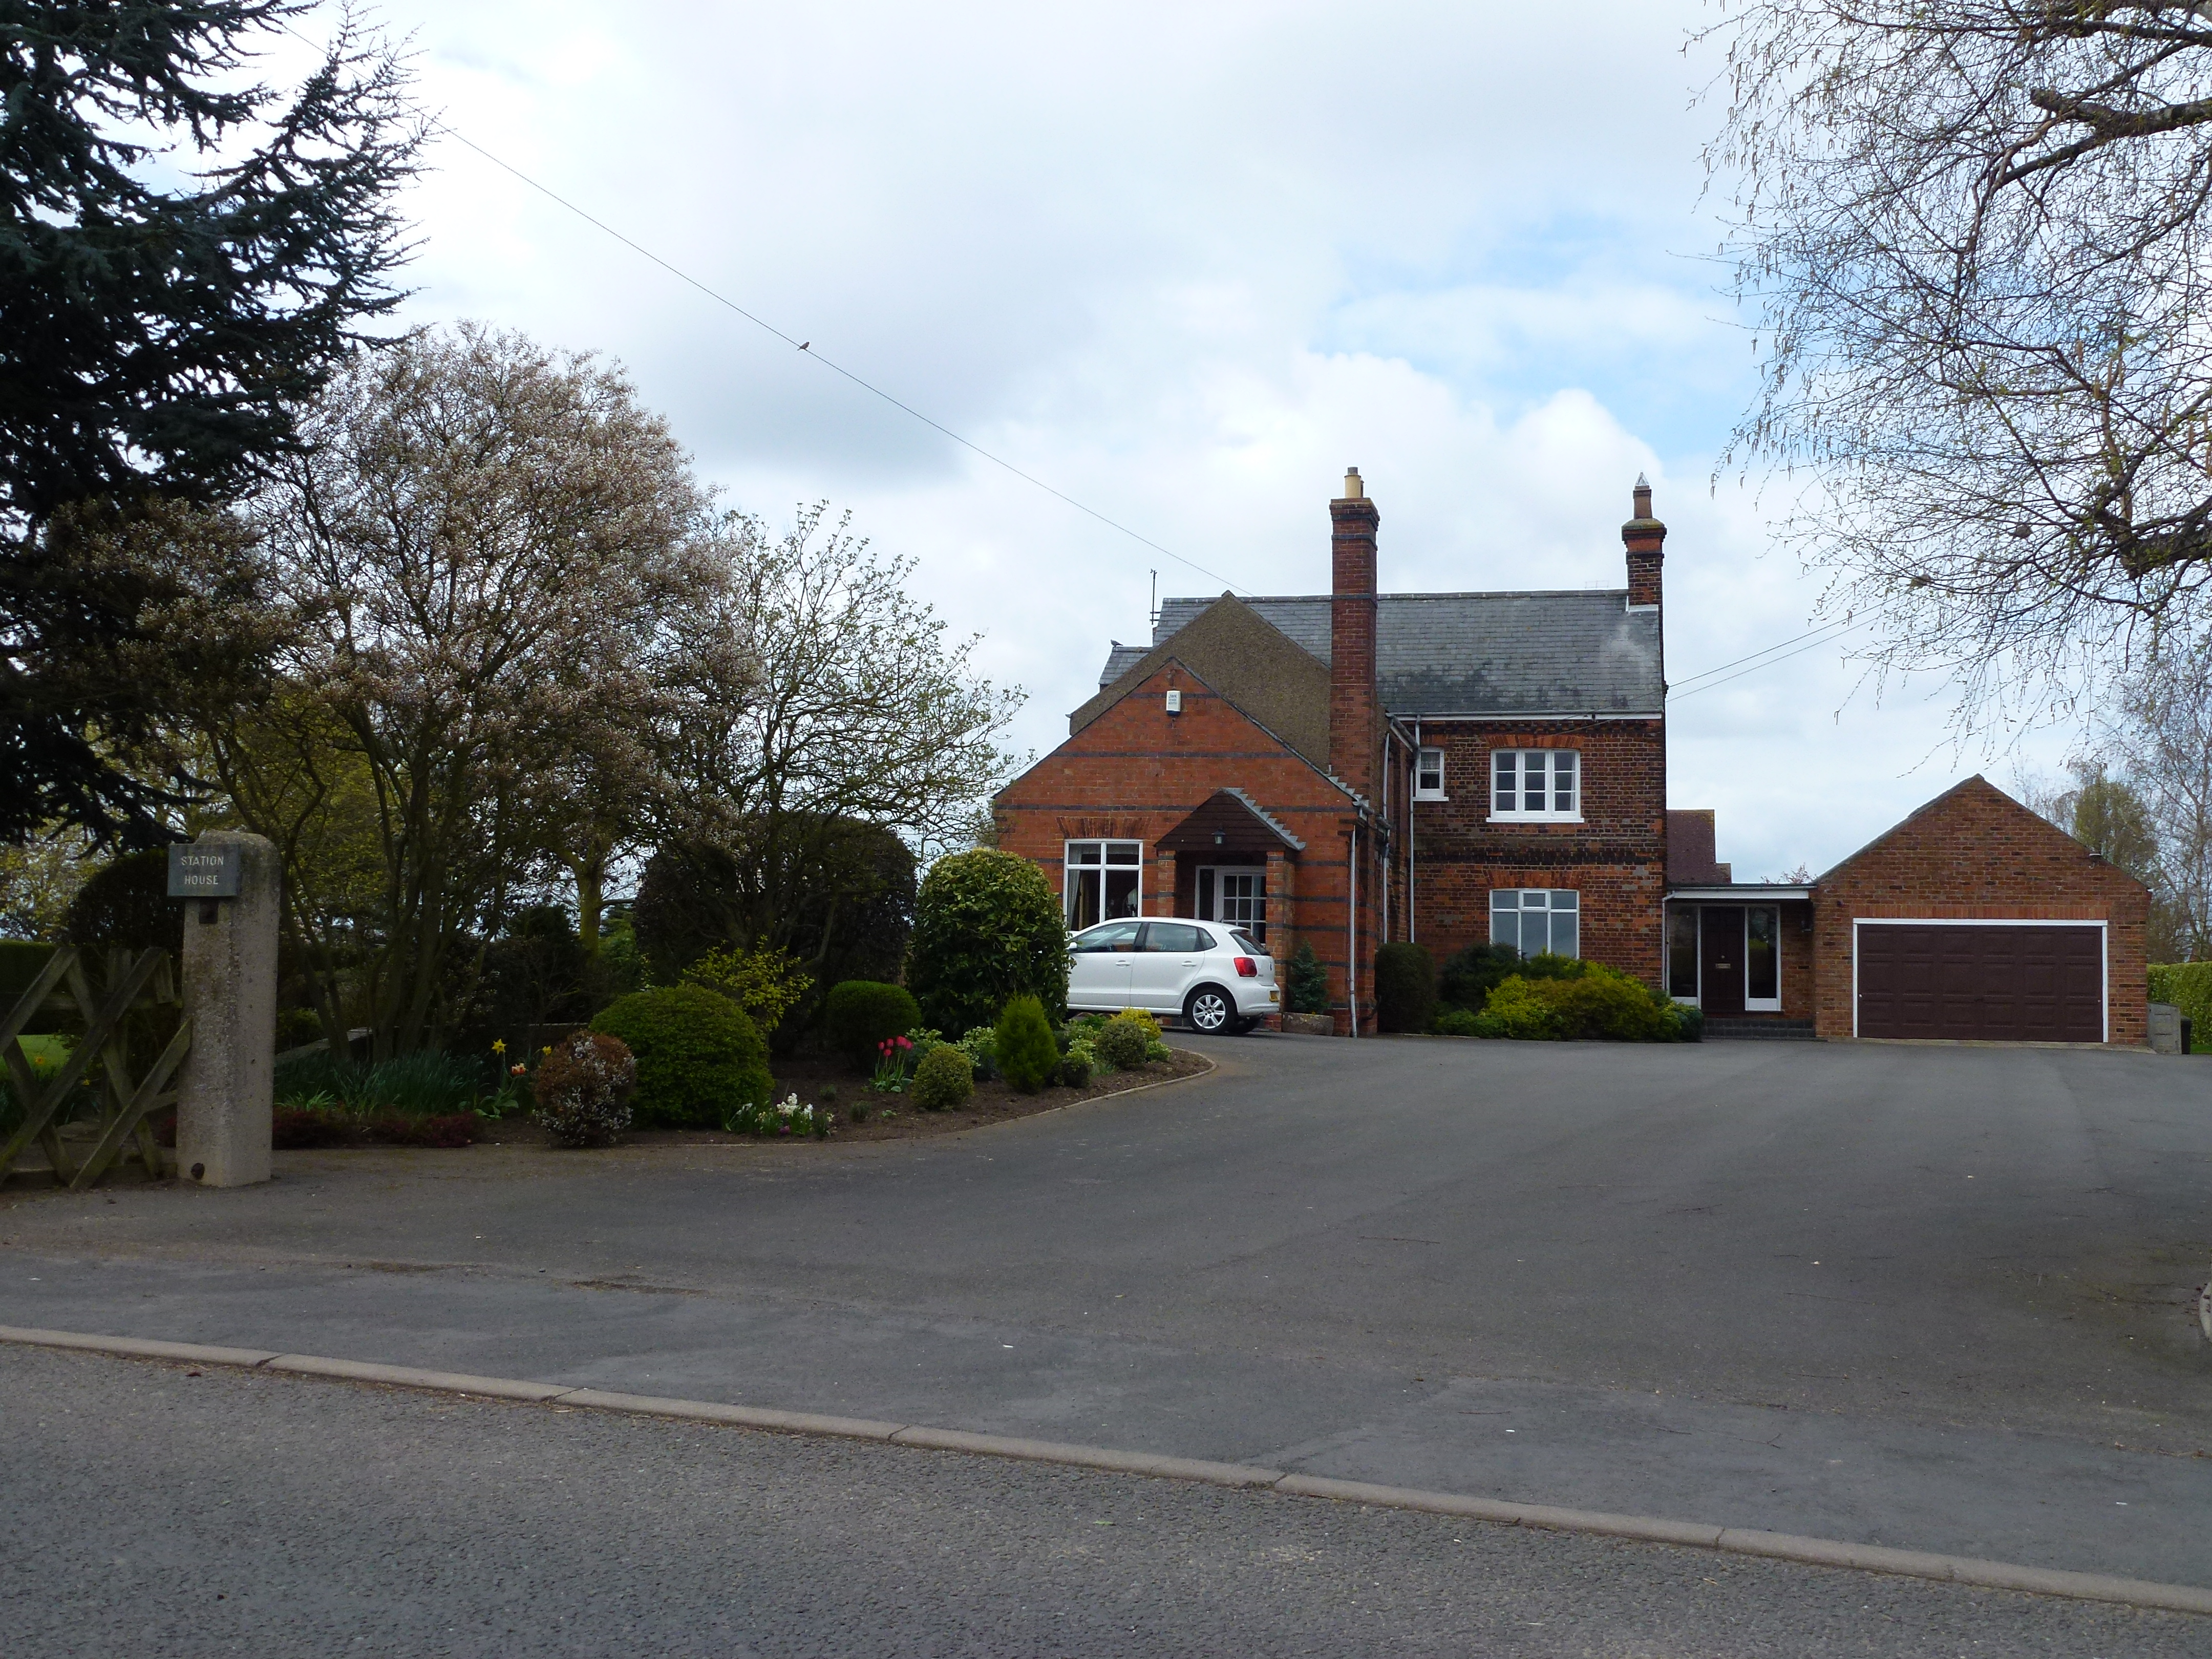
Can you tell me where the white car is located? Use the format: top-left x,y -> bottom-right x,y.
1066,918 -> 1279,1034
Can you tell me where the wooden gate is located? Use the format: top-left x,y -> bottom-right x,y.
0,947 -> 191,1188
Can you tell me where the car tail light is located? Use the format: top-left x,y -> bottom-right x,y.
1234,956 -> 1257,977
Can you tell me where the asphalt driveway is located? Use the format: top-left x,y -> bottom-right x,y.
5,1033 -> 2210,1586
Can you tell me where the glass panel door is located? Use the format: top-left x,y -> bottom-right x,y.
1746,906 -> 1781,1011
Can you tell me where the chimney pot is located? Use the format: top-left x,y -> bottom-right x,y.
1622,475 -> 1665,610
1342,467 -> 1364,499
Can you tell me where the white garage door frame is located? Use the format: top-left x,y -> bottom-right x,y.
1852,918 -> 2108,1043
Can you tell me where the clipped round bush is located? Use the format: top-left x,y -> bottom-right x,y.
591,984 -> 771,1128
1093,1012 -> 1154,1072
62,848 -> 182,951
907,849 -> 1069,1036
823,980 -> 921,1070
909,1044 -> 974,1111
993,994 -> 1060,1094
1373,942 -> 1436,1034
533,1031 -> 637,1147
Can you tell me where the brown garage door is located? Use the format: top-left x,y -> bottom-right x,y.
1856,924 -> 2103,1042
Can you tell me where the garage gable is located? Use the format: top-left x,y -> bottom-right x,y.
1810,776 -> 2152,1046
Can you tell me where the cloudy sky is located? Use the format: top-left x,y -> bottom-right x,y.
290,0 -> 2075,877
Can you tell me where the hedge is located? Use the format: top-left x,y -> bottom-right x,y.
2150,962 -> 2212,1051
1373,942 -> 1436,1033
823,980 -> 921,1070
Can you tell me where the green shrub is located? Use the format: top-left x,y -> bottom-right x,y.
910,1044 -> 975,1111
272,1049 -> 487,1117
2150,963 -> 2212,1050
1373,942 -> 1436,1033
1093,1008 -> 1167,1070
1431,1007 -> 1484,1037
906,850 -> 1070,1035
1470,962 -> 1685,1043
993,994 -> 1060,1093
1436,942 -> 1520,1010
1668,1002 -> 1705,1043
684,944 -> 814,1035
954,1026 -> 1001,1081
1283,941 -> 1330,1014
823,980 -> 922,1070
592,984 -> 771,1128
1057,1039 -> 1096,1089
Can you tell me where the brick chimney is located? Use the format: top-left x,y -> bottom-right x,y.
1329,467 -> 1380,799
1623,473 -> 1665,609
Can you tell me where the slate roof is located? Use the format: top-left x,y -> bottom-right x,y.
1099,590 -> 1664,717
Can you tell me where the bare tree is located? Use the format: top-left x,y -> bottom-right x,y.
655,505 -> 1023,983
240,325 -> 711,1054
2111,648 -> 2212,959
1705,3 -> 2212,726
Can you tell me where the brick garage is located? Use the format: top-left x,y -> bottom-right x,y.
1810,777 -> 2151,1046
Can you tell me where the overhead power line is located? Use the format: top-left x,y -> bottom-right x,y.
1670,616 -> 1874,701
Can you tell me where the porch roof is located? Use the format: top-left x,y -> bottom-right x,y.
1155,789 -> 1306,856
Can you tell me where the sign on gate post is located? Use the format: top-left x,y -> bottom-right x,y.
172,832 -> 279,1186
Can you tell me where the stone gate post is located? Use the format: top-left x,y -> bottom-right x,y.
173,831 -> 279,1186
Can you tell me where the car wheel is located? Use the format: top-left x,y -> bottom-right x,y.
1184,985 -> 1234,1034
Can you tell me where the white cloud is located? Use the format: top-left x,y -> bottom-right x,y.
324,0 -> 2072,880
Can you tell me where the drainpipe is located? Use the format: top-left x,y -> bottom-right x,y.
1410,719 -> 1419,945
1347,819 -> 1360,1037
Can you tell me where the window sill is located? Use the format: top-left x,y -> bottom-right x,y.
1486,813 -> 1585,824
1413,792 -> 1449,803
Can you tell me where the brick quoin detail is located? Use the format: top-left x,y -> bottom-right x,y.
1809,778 -> 2150,1046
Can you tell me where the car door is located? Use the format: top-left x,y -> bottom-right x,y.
1130,922 -> 1206,1012
1068,919 -> 1142,1010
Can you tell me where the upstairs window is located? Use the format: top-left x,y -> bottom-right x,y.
1065,840 -> 1141,928
1414,747 -> 1447,800
1491,749 -> 1580,821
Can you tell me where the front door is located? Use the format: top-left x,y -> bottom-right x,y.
1699,905 -> 1746,1018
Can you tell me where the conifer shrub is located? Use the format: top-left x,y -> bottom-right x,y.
992,994 -> 1060,1093
1372,942 -> 1437,1033
1283,941 -> 1330,1014
909,1044 -> 974,1111
823,980 -> 922,1070
591,984 -> 770,1128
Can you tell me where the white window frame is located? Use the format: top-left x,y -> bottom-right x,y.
1850,918 -> 2108,1043
1064,839 -> 1143,928
1489,749 -> 1581,822
1195,865 -> 1268,944
1414,747 -> 1448,801
1490,888 -> 1580,959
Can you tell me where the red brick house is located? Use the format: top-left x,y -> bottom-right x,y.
994,470 -> 2153,1046
993,470 -> 1672,1032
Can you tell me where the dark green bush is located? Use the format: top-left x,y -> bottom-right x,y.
1283,941 -> 1330,1014
1431,1007 -> 1484,1037
909,1044 -> 974,1111
62,849 -> 181,952
592,984 -> 771,1128
824,980 -> 922,1070
0,941 -> 59,1019
1436,943 -> 1519,1010
907,850 -> 1069,1035
1373,942 -> 1436,1033
993,994 -> 1060,1094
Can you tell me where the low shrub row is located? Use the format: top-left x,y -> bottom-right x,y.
1376,942 -> 1699,1044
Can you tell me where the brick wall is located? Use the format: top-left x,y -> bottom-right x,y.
1809,777 -> 2151,1045
1403,717 -> 1667,986
995,662 -> 1384,1032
